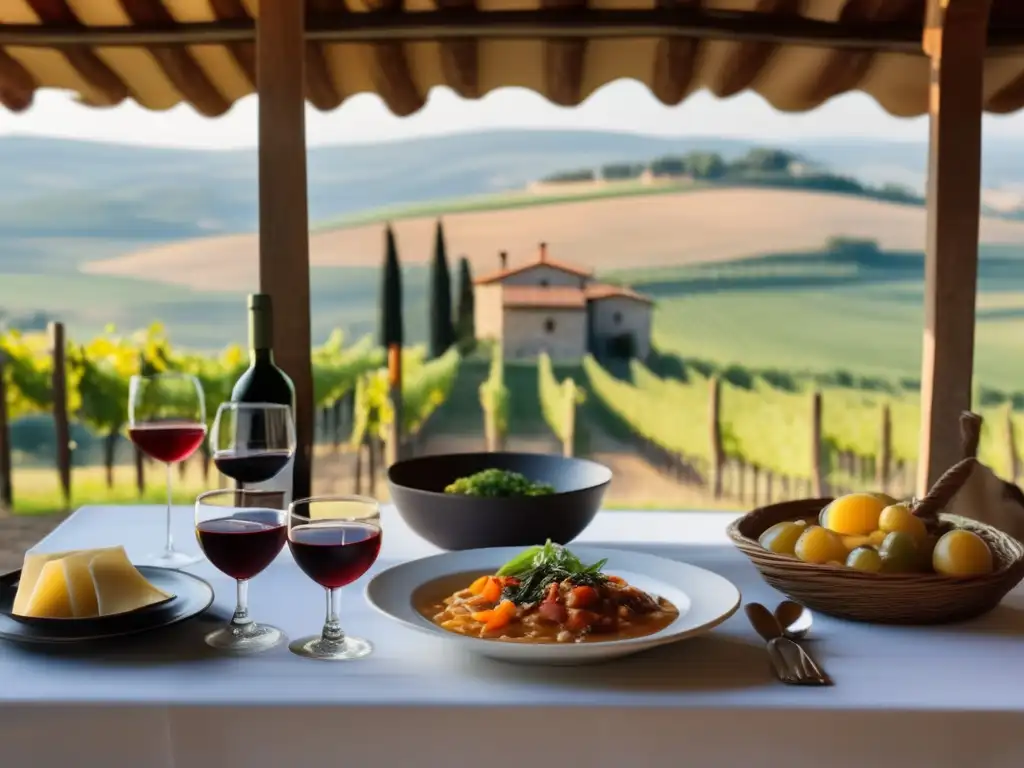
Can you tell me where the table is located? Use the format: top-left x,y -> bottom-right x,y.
3,505 -> 1024,768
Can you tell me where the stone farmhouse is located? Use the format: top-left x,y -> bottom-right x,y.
473,243 -> 654,361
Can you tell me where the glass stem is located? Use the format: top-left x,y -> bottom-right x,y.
322,587 -> 344,643
164,462 -> 175,555
232,579 -> 253,629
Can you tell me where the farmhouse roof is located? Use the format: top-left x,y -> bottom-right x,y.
4,2 -> 1024,118
502,285 -> 588,309
475,243 -> 594,285
584,284 -> 655,305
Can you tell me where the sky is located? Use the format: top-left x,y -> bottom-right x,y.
0,79 -> 1022,149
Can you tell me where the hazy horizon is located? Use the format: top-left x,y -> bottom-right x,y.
2,80 -> 1023,150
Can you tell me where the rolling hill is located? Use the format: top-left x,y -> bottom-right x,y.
83,187 -> 1024,291
0,129 -> 1021,257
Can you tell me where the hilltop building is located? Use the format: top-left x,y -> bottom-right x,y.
474,243 -> 654,361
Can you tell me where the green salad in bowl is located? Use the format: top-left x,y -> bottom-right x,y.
444,469 -> 555,498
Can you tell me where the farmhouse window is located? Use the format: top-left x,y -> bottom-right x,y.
613,311 -> 623,324
544,318 -> 556,333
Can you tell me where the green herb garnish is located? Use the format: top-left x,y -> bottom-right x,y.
495,540 -> 608,605
444,469 -> 556,498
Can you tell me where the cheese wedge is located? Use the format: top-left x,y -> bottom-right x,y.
22,560 -> 75,619
13,549 -> 76,615
62,552 -> 101,618
88,547 -> 173,616
12,546 -> 172,619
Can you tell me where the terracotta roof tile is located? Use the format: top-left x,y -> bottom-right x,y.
584,284 -> 654,305
475,258 -> 593,286
502,285 -> 587,309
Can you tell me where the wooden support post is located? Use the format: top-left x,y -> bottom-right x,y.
709,376 -> 724,499
917,0 -> 992,496
0,351 -> 12,510
811,390 -> 824,497
257,0 -> 314,501
877,403 -> 892,492
49,322 -> 71,507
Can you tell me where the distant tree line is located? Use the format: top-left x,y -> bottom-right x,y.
539,147 -> 923,206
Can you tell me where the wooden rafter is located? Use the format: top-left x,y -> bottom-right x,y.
304,0 -> 342,110
711,0 -> 799,98
917,0 -> 993,496
651,0 -> 702,105
0,48 -> 35,111
23,0 -> 129,106
436,0 -> 479,98
1,8 -> 1022,53
208,0 -> 257,91
359,0 -> 424,117
117,0 -> 231,117
543,0 -> 588,107
798,0 -> 919,105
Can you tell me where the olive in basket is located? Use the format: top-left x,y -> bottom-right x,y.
758,491 -> 996,576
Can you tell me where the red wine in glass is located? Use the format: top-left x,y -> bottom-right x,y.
214,450 -> 292,484
288,521 -> 382,589
129,422 -> 207,463
196,511 -> 287,581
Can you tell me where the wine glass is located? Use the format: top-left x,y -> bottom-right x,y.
287,495 -> 382,661
128,373 -> 206,567
195,489 -> 288,653
210,402 -> 295,485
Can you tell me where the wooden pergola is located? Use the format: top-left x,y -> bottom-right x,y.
2,0 -> 1022,500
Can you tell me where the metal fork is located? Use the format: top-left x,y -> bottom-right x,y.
768,636 -> 833,686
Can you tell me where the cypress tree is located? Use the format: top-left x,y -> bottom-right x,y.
454,256 -> 475,351
428,219 -> 454,358
379,223 -> 403,348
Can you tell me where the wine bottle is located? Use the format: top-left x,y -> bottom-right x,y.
231,293 -> 298,503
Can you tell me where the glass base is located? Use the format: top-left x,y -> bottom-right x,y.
140,549 -> 203,568
289,634 -> 372,661
205,622 -> 286,654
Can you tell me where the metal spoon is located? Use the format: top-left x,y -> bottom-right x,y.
744,602 -> 784,642
775,600 -> 813,640
744,603 -> 792,683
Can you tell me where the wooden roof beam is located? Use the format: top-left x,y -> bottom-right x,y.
0,48 -> 36,111
22,0 -> 129,106
651,0 -> 702,105
917,0 -> 993,496
436,0 -> 480,98
117,0 -> 232,117
2,9 -> 1024,53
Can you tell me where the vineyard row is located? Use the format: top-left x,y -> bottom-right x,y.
0,323 -> 460,508
580,355 -> 1023,500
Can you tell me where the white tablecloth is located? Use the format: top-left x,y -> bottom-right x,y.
3,505 -> 1024,768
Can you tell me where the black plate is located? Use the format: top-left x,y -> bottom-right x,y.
0,567 -> 214,645
3,570 -> 175,629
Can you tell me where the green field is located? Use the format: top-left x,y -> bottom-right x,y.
610,242 -> 1024,393
315,179 -> 704,230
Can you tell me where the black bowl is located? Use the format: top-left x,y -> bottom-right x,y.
386,452 -> 612,550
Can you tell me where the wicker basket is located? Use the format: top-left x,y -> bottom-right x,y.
727,498 -> 1024,624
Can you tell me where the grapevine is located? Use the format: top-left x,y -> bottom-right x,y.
537,352 -> 584,449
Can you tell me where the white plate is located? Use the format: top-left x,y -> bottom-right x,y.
365,546 -> 742,665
